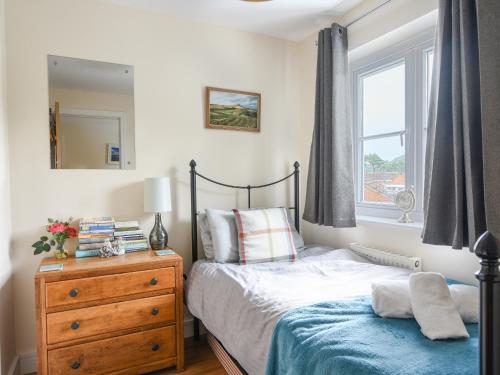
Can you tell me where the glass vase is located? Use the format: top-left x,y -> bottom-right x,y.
54,242 -> 68,259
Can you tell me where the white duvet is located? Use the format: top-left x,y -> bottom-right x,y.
186,246 -> 413,375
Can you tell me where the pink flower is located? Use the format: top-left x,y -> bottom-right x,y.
48,223 -> 65,234
66,227 -> 77,238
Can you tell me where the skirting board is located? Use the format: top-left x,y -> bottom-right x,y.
17,318 -> 196,374
7,355 -> 20,375
19,353 -> 36,375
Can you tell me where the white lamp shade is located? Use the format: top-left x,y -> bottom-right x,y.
144,177 -> 172,213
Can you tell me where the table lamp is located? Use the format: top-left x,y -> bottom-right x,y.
144,177 -> 171,250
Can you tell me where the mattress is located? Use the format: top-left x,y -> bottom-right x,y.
186,245 -> 413,375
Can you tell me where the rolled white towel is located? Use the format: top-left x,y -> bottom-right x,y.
371,280 -> 413,319
409,272 -> 469,340
450,284 -> 479,324
371,280 -> 479,323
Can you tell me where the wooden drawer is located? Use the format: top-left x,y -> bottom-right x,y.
46,268 -> 175,308
48,325 -> 176,375
46,294 -> 175,344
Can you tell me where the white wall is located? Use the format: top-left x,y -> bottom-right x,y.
5,0 -> 301,357
298,0 -> 480,286
0,0 -> 16,373
341,0 -> 438,50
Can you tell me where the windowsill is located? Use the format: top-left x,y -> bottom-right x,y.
356,215 -> 423,231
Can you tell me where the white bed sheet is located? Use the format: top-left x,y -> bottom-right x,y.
186,246 -> 413,375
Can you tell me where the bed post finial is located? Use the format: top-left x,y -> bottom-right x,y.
293,161 -> 300,233
474,230 -> 500,375
190,159 -> 197,169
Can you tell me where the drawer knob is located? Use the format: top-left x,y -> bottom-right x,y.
151,307 -> 159,316
71,321 -> 80,330
69,288 -> 79,297
151,343 -> 160,352
149,277 -> 158,286
71,361 -> 80,369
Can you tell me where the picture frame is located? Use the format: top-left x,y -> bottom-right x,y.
205,87 -> 261,132
106,143 -> 120,165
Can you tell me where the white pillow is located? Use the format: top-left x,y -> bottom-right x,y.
206,209 -> 239,263
233,208 -> 297,264
198,213 -> 214,259
285,209 -> 304,250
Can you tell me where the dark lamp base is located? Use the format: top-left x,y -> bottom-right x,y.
149,212 -> 168,250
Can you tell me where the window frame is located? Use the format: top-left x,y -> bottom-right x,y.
350,30 -> 435,221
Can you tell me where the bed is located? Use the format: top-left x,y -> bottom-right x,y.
187,245 -> 414,374
186,160 -> 482,375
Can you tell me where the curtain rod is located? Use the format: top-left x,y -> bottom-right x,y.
345,0 -> 393,28
314,0 -> 393,45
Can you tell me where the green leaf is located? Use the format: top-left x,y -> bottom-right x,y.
50,240 -> 56,246
41,236 -> 48,241
43,243 -> 51,252
32,240 -> 44,248
34,247 -> 44,255
48,218 -> 54,223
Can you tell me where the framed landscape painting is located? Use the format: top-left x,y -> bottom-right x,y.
205,87 -> 261,132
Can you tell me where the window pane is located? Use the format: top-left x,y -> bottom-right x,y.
423,49 -> 434,193
426,50 -> 434,106
363,136 -> 405,203
362,62 -> 405,137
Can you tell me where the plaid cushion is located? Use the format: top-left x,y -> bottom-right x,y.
233,208 -> 297,264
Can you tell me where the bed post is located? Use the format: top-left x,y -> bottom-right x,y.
294,161 -> 300,233
247,185 -> 251,209
474,230 -> 500,375
190,159 -> 201,341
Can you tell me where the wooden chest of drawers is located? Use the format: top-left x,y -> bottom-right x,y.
35,250 -> 184,375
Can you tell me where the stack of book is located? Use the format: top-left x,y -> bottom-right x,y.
114,220 -> 148,252
76,217 -> 115,258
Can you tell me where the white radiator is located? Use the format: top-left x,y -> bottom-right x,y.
348,243 -> 422,271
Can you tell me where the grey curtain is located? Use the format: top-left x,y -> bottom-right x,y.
423,0 -> 486,249
303,24 -> 356,227
477,0 -> 500,246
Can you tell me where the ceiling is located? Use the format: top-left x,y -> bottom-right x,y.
48,55 -> 134,95
100,0 -> 364,41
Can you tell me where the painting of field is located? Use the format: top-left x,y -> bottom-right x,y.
206,87 -> 260,132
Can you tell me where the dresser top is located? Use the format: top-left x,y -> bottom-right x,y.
35,250 -> 183,281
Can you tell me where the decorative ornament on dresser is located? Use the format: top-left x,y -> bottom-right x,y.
394,186 -> 416,223
99,238 -> 125,257
144,177 -> 172,250
32,218 -> 78,259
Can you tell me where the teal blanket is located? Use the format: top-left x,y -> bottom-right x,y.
265,298 -> 478,375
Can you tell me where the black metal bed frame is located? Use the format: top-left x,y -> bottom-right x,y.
189,159 -> 300,340
474,232 -> 500,375
189,159 -> 499,374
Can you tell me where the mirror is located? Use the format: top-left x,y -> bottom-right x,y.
48,55 -> 135,169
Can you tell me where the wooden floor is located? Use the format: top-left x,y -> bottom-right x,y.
151,336 -> 227,374
29,336 -> 227,375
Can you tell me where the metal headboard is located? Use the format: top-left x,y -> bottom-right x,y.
189,159 -> 300,339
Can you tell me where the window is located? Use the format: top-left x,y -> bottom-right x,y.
352,33 -> 434,220
361,62 -> 406,204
